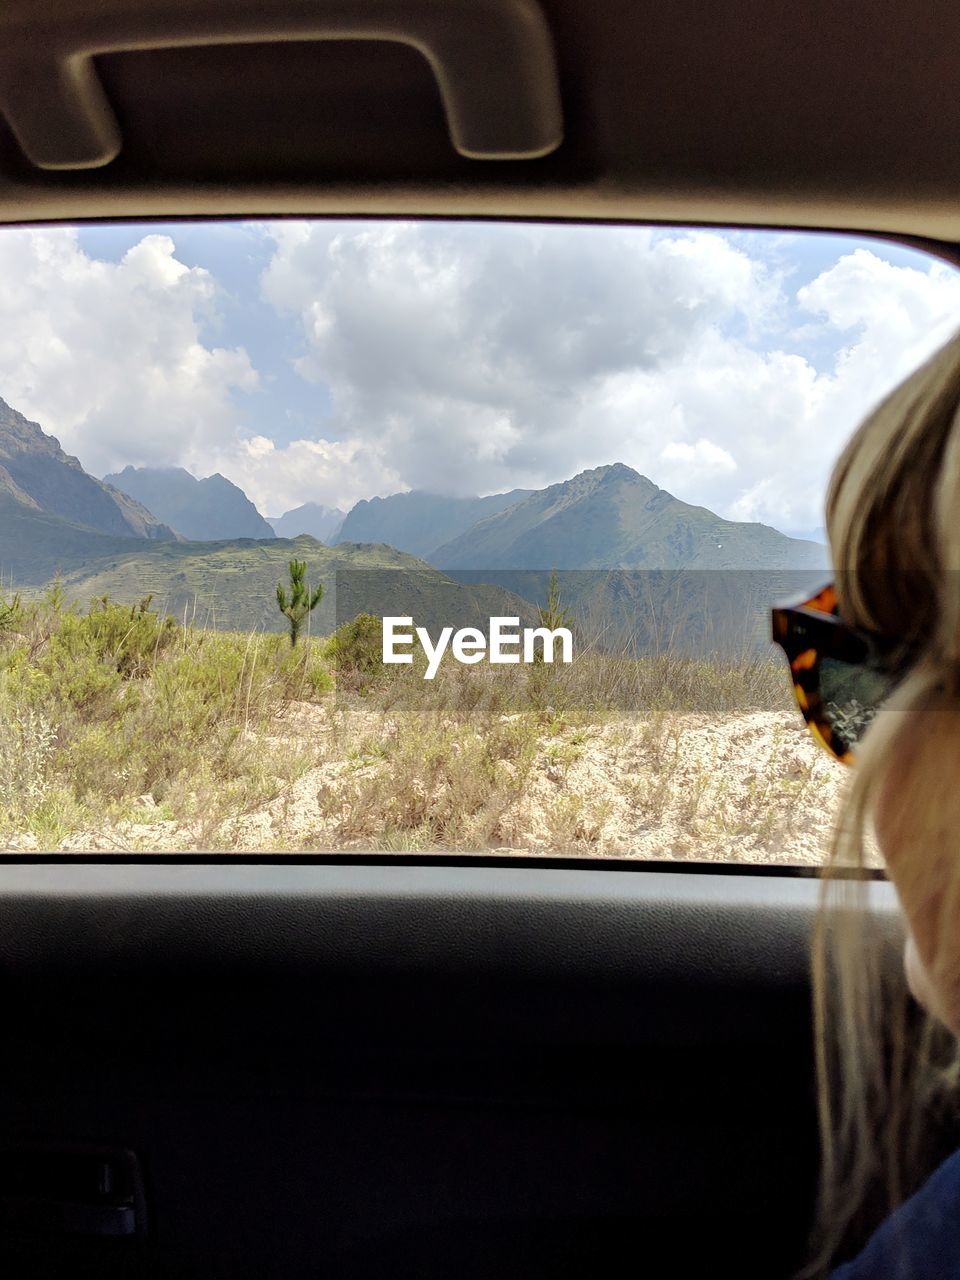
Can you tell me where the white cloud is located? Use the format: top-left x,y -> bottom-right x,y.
212,434 -> 405,518
260,223 -> 960,530
259,222 -> 790,501
0,229 -> 257,478
659,438 -> 737,475
727,250 -> 960,528
3,222 -> 959,534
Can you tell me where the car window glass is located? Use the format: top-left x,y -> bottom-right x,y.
0,221 -> 956,863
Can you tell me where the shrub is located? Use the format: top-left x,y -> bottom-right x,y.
325,613 -> 384,691
0,686 -> 55,818
50,595 -> 178,678
276,639 -> 333,701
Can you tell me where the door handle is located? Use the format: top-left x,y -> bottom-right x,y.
0,1145 -> 146,1239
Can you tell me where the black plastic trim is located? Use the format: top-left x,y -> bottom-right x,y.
0,863 -> 899,981
0,853 -> 884,878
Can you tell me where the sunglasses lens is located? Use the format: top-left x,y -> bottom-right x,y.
819,656 -> 895,749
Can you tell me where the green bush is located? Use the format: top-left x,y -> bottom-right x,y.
325,613 -> 384,691
0,681 -> 55,818
49,595 -> 178,678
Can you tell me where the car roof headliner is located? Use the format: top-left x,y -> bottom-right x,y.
0,0 -> 957,256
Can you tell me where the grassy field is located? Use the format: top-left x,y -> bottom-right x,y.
0,588 -> 844,861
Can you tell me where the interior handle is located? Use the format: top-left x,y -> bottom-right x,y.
0,1145 -> 146,1239
0,0 -> 564,169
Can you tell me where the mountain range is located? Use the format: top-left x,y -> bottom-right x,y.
103,466 -> 275,541
431,463 -> 825,571
0,395 -> 828,650
267,502 -> 345,542
0,398 -> 535,633
332,488 -> 535,559
429,464 -> 826,654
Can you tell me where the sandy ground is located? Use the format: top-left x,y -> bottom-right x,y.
46,702 -> 847,865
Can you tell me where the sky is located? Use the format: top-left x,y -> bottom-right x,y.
1,218 -> 958,532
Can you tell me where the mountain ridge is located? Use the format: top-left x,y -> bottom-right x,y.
103,464 -> 276,541
268,501 -> 345,542
431,463 -> 826,571
0,398 -> 178,541
334,487 -> 535,559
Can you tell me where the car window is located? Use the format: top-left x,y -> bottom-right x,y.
0,220 -> 956,862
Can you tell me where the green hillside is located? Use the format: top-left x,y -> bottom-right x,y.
446,566 -> 826,658
41,534 -> 537,636
0,493 -> 161,586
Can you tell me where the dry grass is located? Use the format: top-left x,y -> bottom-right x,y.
0,591 -> 841,863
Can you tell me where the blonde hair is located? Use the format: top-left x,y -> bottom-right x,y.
808,329 -> 960,1275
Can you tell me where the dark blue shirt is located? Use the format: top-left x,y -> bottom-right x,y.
831,1148 -> 960,1279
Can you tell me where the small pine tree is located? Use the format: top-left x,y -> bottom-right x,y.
276,559 -> 323,647
43,575 -> 65,615
539,569 -> 573,633
528,570 -> 574,714
0,589 -> 21,633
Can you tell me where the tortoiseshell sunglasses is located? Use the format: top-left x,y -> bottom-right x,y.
771,582 -> 902,764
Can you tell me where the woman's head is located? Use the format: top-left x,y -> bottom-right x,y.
807,328 -> 960,1273
827,329 -> 960,1027
827,329 -> 960,655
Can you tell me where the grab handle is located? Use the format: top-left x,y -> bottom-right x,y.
0,0 -> 564,169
